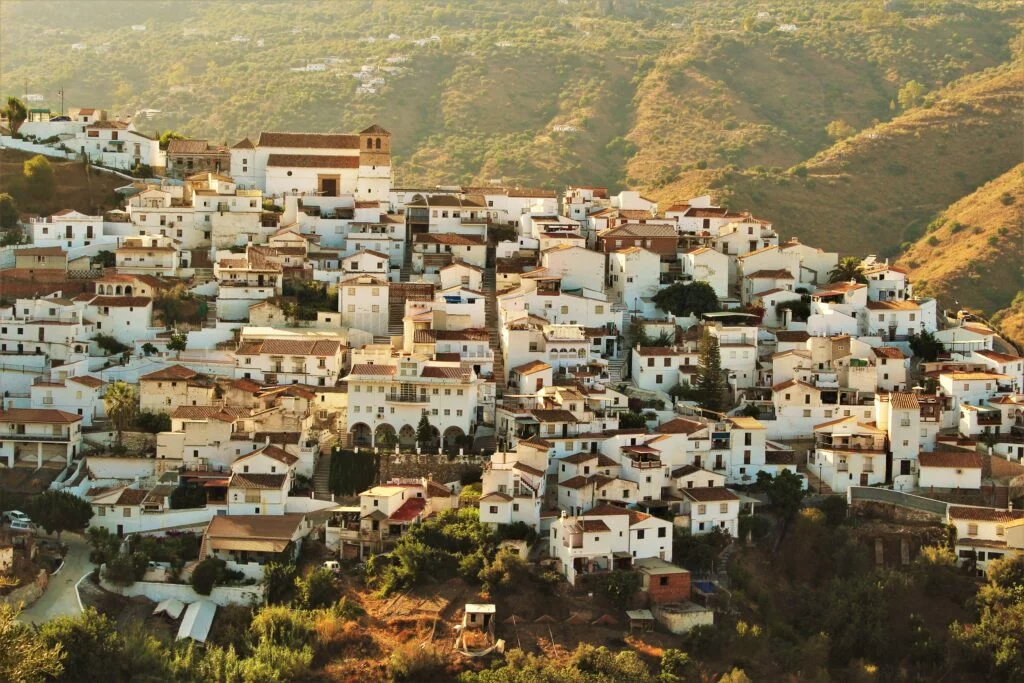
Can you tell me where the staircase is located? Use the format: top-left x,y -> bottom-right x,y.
482,263 -> 505,397
605,354 -> 626,386
799,464 -> 833,495
387,299 -> 405,342
312,448 -> 334,498
399,241 -> 413,282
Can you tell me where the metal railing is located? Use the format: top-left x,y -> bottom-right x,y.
847,486 -> 948,517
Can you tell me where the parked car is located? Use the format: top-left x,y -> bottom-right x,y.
2,510 -> 31,525
323,560 -> 341,573
8,519 -> 35,534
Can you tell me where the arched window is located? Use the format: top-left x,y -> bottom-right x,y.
366,138 -> 373,149
115,285 -> 123,294
375,137 -> 381,150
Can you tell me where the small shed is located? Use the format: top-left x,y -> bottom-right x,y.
634,557 -> 691,604
626,609 -> 655,633
456,603 -> 499,655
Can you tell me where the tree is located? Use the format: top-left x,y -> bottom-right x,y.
38,608 -> 123,683
898,80 -> 926,110
169,482 -> 207,509
0,192 -> 18,229
756,470 -> 806,542
909,331 -> 942,362
140,342 -> 157,356
264,562 -> 298,605
0,603 -> 64,682
416,413 -> 436,452
828,256 -> 867,284
651,281 -> 720,318
23,155 -> 55,201
4,96 -> 27,133
695,327 -> 728,412
167,330 -> 188,358
158,130 -> 186,150
191,557 -> 227,595
618,411 -> 648,428
295,566 -> 339,608
103,551 -> 148,587
26,490 -> 93,538
104,381 -> 138,450
598,569 -> 641,607
135,410 -> 170,433
826,119 -> 856,140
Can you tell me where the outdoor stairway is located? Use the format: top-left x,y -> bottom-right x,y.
399,240 -> 413,282
312,448 -> 333,498
482,264 -> 505,397
799,464 -> 833,495
387,299 -> 406,340
605,354 -> 626,386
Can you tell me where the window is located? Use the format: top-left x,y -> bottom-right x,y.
803,409 -> 812,418
512,503 -> 519,512
636,530 -> 645,540
967,523 -> 978,536
489,506 -> 498,514
697,504 -> 706,514
659,576 -> 669,586
720,503 -> 728,513
657,527 -> 666,538
996,525 -> 1005,536
123,508 -> 132,517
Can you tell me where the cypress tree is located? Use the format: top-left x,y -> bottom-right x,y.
696,327 -> 728,412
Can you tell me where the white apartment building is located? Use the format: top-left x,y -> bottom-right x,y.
115,234 -> 182,277
679,487 -> 740,536
29,375 -> 105,427
338,275 -> 389,337
0,407 -> 83,468
31,209 -> 113,250
609,247 -> 661,307
235,336 -> 345,386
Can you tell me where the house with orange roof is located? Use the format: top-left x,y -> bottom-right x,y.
29,374 -> 106,427
0,407 -> 83,468
810,415 -> 887,492
972,349 -> 1024,391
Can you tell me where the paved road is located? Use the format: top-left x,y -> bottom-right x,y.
20,533 -> 92,625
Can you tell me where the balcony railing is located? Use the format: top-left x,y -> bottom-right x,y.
386,393 -> 430,404
2,431 -> 70,442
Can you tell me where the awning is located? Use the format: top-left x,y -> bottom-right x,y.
202,479 -> 230,487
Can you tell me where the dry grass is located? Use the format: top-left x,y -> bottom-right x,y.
0,148 -> 124,217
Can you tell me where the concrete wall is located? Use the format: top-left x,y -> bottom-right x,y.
0,136 -> 77,160
0,569 -> 48,608
101,576 -> 264,607
86,456 -> 157,480
652,603 -> 714,634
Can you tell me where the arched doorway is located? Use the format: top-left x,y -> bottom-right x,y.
442,426 -> 466,453
398,425 -> 417,452
374,424 -> 397,451
124,285 -> 133,295
351,422 -> 372,448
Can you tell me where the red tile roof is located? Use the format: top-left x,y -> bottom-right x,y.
171,406 -> 237,422
266,153 -> 359,168
948,506 -> 1024,522
389,497 -> 427,522
918,451 -> 982,469
257,131 -> 360,149
657,418 -> 706,435
349,363 -> 396,376
141,365 -> 200,381
0,408 -> 82,424
414,233 -> 485,246
683,487 -> 739,502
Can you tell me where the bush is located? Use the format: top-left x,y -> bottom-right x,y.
817,496 -> 848,527
479,549 -> 529,593
387,643 -> 446,681
135,410 -> 171,433
598,570 -> 641,607
191,557 -> 227,595
169,483 -> 207,510
93,333 -> 130,355
295,567 -> 339,609
104,551 -> 148,586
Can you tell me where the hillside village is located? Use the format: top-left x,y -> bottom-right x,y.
0,112 -> 1023,676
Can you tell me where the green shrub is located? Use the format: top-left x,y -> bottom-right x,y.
295,567 -> 339,609
387,643 -> 446,681
191,558 -> 227,595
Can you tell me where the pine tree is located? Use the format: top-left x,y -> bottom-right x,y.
695,327 -> 728,412
416,413 -> 435,452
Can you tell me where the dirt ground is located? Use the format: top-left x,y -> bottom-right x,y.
0,148 -> 124,217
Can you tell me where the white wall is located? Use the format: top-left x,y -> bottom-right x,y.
101,577 -> 264,607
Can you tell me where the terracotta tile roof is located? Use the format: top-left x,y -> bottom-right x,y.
599,224 -> 677,238
257,131 -> 359,149
890,392 -> 920,410
559,475 -> 590,490
865,300 -> 920,311
171,406 -> 237,422
872,347 -> 906,360
531,409 -> 578,423
230,378 -> 263,393
17,246 -> 66,256
919,451 -> 982,469
577,519 -> 611,532
480,492 -> 512,503
434,329 -> 490,342
167,139 -> 219,154
414,233 -> 485,246
671,464 -> 701,478
235,445 -> 299,466
944,372 -> 1008,381
89,296 -> 151,307
814,282 -> 866,294
976,350 -> 1023,363
0,408 -> 82,424
775,330 -> 810,343
745,269 -> 794,279
683,487 -> 739,503
948,506 -> 1024,523
561,451 -> 597,465
343,248 -> 390,261
141,365 -> 200,381
232,137 -> 255,149
235,338 -> 341,356
115,488 -> 150,506
511,360 -> 551,375
518,436 -> 553,450
204,514 -> 304,553
389,497 -> 427,522
68,375 -> 104,388
420,366 -> 470,380
230,473 -> 288,489
349,364 -> 396,376
266,154 -> 359,168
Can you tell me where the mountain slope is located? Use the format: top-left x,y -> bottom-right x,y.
896,164 -> 1023,340
651,64 -> 1023,258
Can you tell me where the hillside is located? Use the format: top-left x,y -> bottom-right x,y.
894,164 -> 1024,347
0,148 -> 124,217
1,1 -> 1019,192
651,63 -> 1024,258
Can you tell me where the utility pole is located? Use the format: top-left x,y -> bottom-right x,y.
58,88 -> 64,117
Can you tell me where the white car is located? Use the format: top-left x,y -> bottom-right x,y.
2,510 -> 31,525
8,519 -> 35,534
323,560 -> 341,572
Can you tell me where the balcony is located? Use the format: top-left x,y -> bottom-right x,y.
629,458 -> 662,470
386,393 -> 430,404
977,413 -> 1002,426
837,464 -> 849,472
1,430 -> 71,442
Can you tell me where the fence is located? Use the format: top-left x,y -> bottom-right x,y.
847,486 -> 949,517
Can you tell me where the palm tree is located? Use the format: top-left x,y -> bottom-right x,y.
828,256 -> 867,284
104,381 -> 138,450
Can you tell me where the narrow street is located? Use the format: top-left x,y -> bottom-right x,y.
19,533 -> 91,625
